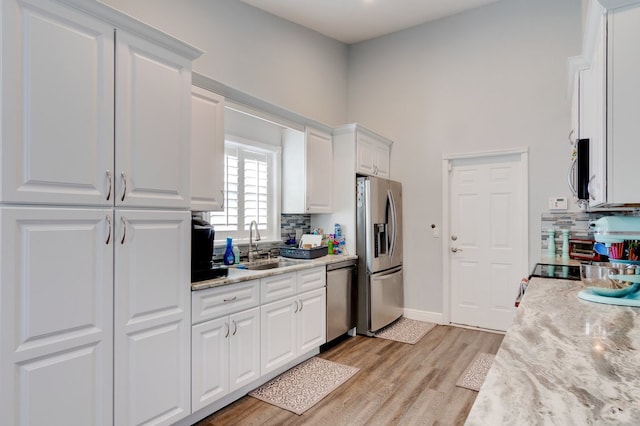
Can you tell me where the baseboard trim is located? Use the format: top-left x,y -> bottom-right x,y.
403,308 -> 444,324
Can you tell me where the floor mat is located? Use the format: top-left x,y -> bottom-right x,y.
374,317 -> 437,344
455,352 -> 495,392
248,357 -> 359,415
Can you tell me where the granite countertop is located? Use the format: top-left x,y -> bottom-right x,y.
191,254 -> 358,291
466,277 -> 640,425
538,254 -> 582,267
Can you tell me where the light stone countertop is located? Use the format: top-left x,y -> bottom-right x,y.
466,277 -> 640,425
191,254 -> 358,291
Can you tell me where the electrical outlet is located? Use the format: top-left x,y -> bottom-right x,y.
549,196 -> 568,210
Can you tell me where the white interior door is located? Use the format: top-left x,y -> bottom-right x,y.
446,151 -> 527,332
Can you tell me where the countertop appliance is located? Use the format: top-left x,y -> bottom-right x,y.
356,176 -> 403,336
568,238 -> 605,261
191,215 -> 228,283
530,263 -> 581,281
326,259 -> 357,342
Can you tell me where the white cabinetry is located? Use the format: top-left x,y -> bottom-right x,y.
261,267 -> 326,374
572,0 -> 640,206
0,1 -> 200,425
191,280 -> 261,411
282,127 -> 333,214
1,1 -> 193,209
604,3 -> 640,205
356,132 -> 391,178
191,87 -> 226,211
0,207 -> 114,425
114,210 -> 191,426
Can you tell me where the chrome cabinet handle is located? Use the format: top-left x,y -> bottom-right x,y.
224,322 -> 230,338
298,299 -> 304,312
589,175 -> 596,201
232,320 -> 237,336
219,189 -> 225,210
451,247 -> 463,253
120,217 -> 127,244
567,158 -> 577,198
223,296 -> 237,302
120,171 -> 127,202
293,301 -> 299,313
105,215 -> 112,245
106,170 -> 112,201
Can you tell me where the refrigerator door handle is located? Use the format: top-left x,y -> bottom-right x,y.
387,189 -> 397,258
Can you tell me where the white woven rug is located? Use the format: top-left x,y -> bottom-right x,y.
374,317 -> 437,344
456,352 -> 495,392
249,357 -> 359,415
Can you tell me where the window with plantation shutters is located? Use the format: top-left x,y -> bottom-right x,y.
208,139 -> 278,241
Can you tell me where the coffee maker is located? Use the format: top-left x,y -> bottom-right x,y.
191,214 -> 228,282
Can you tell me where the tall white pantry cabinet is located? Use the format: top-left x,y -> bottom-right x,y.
0,0 -> 202,425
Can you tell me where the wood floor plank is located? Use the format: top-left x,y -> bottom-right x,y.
194,325 -> 503,426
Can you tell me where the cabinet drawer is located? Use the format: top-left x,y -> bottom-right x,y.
261,272 -> 297,303
297,266 -> 326,293
192,280 -> 260,324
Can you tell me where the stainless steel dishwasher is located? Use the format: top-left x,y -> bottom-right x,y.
326,259 -> 357,342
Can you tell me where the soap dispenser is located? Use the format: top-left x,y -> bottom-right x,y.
223,237 -> 235,265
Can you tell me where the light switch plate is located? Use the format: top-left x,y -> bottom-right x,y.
549,196 -> 568,210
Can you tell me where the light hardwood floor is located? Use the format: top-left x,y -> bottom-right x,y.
195,325 -> 503,426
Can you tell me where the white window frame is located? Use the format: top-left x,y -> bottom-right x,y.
208,135 -> 281,244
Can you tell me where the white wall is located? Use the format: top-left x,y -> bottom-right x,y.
346,0 -> 582,315
102,0 -> 349,127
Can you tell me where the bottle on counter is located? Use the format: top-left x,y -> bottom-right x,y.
224,237 -> 235,265
232,245 -> 240,264
547,229 -> 556,257
561,229 -> 570,259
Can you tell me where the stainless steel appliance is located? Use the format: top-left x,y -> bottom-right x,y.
326,259 -> 357,342
356,176 -> 403,336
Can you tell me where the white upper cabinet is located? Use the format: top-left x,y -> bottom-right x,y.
604,3 -> 640,205
0,0 -> 115,206
282,126 -> 333,214
356,132 -> 391,178
115,31 -> 192,209
190,86 -> 226,212
1,0 -> 194,209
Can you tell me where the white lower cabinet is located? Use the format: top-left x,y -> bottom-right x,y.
0,207 -> 114,426
261,270 -> 326,376
114,210 -> 191,426
191,307 -> 260,411
191,280 -> 261,411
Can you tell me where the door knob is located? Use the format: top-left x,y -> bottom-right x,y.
451,247 -> 463,253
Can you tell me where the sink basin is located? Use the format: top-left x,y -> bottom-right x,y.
236,259 -> 299,270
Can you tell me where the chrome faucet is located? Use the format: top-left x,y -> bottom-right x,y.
248,220 -> 261,262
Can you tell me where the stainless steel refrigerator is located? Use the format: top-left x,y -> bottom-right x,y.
356,176 -> 403,336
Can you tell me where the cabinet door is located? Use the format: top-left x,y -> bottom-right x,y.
115,30 -> 192,209
192,317 -> 229,412
0,207 -> 113,426
297,288 -> 327,354
607,5 -> 640,204
191,87 -> 225,212
305,127 -> 333,213
297,266 -> 326,293
588,13 -> 607,207
356,133 -> 376,176
374,142 -> 391,179
229,307 -> 261,392
261,297 -> 297,375
1,0 -> 114,205
114,210 -> 190,426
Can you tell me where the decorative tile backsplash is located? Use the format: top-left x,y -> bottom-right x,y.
540,210 -> 640,252
281,214 -> 311,241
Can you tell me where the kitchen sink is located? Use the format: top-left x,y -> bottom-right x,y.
236,259 -> 300,270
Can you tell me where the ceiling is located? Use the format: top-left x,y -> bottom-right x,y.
238,0 -> 502,44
